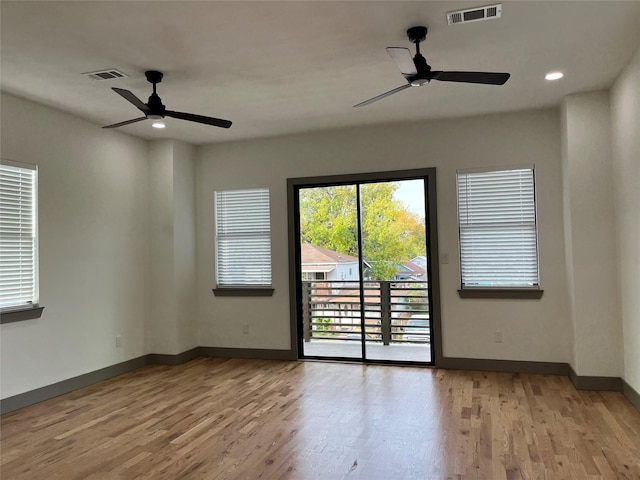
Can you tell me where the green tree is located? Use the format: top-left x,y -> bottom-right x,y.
299,183 -> 426,280
299,185 -> 358,257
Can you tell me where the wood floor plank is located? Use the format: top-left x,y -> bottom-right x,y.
2,358 -> 640,480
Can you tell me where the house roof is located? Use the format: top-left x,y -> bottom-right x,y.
301,243 -> 358,265
410,256 -> 427,267
301,265 -> 335,273
404,261 -> 427,275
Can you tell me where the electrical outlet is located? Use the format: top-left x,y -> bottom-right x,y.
441,253 -> 450,264
494,330 -> 503,343
242,324 -> 249,335
115,335 -> 122,348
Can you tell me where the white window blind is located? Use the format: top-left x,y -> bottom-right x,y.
0,160 -> 38,309
215,188 -> 272,287
457,167 -> 539,288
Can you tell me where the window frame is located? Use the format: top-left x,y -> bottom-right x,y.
212,188 -> 274,297
455,166 -> 543,299
0,159 -> 44,323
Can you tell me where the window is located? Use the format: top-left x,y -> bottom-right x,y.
1,160 -> 42,317
214,188 -> 272,293
302,272 -> 325,281
456,167 -> 540,294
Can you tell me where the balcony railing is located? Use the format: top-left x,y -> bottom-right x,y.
301,280 -> 430,345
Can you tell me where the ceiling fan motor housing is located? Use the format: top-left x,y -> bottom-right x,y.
406,53 -> 434,86
146,93 -> 166,119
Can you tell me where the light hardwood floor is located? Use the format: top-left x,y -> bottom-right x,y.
2,358 -> 640,479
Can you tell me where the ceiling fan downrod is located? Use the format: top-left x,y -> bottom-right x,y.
144,70 -> 165,118
407,26 -> 431,85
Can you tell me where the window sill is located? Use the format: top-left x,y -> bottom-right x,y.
213,288 -> 274,297
1,305 -> 45,324
457,289 -> 543,299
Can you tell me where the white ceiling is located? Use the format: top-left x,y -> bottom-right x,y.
2,1 -> 639,145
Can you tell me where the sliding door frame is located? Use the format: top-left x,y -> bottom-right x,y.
287,168 -> 442,365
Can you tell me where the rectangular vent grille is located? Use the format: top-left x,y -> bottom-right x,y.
83,69 -> 128,81
447,4 -> 502,25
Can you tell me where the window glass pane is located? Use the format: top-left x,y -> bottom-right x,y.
0,160 -> 38,309
215,188 -> 272,287
457,167 -> 539,288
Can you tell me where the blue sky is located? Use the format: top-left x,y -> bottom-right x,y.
393,179 -> 425,217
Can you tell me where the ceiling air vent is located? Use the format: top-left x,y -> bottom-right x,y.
83,69 -> 128,81
447,4 -> 502,25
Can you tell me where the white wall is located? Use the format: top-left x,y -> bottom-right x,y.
560,100 -> 578,369
561,92 -> 623,378
172,141 -> 198,353
611,44 -> 640,392
147,140 -> 174,353
1,92 -> 148,398
4,50 -> 637,399
146,140 -> 198,355
196,109 -> 573,362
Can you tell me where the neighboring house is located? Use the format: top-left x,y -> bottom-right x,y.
300,243 -> 360,281
301,244 -> 424,334
398,260 -> 428,281
409,256 -> 427,269
301,243 -> 367,332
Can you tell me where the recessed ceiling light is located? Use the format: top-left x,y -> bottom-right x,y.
151,122 -> 166,129
545,72 -> 563,81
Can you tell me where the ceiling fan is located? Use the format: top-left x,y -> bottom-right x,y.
103,70 -> 232,129
354,26 -> 510,107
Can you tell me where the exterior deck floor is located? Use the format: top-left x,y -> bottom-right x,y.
301,339 -> 432,363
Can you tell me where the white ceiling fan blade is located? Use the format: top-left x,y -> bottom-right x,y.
386,47 -> 417,75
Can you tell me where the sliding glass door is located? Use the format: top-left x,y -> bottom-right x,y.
290,170 -> 438,365
298,184 -> 363,359
360,180 -> 430,362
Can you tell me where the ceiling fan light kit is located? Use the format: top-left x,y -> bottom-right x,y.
545,71 -> 564,81
354,25 -> 511,107
103,70 -> 232,129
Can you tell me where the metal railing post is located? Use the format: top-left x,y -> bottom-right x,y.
302,281 -> 311,342
380,281 -> 391,345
